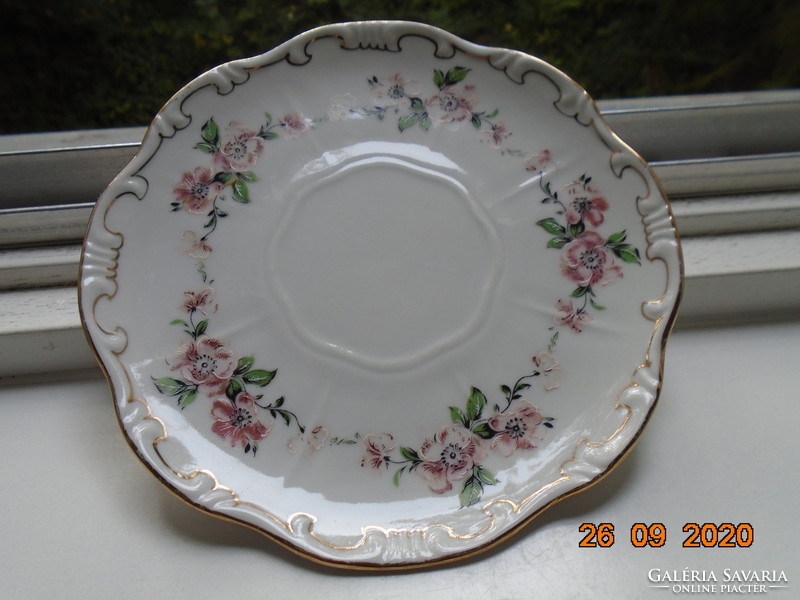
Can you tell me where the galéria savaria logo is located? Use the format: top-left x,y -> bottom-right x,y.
648,569 -> 789,594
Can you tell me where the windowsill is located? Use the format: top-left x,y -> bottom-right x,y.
1,320 -> 796,595
1,91 -> 799,378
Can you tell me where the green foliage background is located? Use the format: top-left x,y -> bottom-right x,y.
2,0 -> 798,133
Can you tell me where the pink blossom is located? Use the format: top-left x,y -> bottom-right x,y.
418,425 -> 483,494
360,433 -> 396,469
555,298 -> 592,332
182,288 -> 216,314
213,121 -> 264,172
328,94 -> 359,121
173,167 -> 223,214
562,180 -> 609,227
170,336 -> 236,393
426,85 -> 478,124
488,401 -> 545,457
524,149 -> 552,172
181,230 -> 212,259
211,392 -> 272,449
532,351 -> 561,391
561,231 -> 622,288
480,121 -> 511,148
369,73 -> 420,108
288,425 -> 329,455
279,112 -> 311,138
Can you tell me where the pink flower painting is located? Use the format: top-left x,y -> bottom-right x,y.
181,230 -> 213,259
279,112 -> 311,139
213,121 -> 265,172
426,85 -> 478,125
480,121 -> 511,148
419,426 -> 483,494
561,231 -> 623,288
488,401 -> 545,457
563,179 -> 609,227
525,149 -> 552,172
173,167 -> 223,214
211,392 -> 272,450
554,298 -> 592,333
360,433 -> 396,469
369,73 -> 419,109
170,336 -> 236,394
182,288 -> 216,314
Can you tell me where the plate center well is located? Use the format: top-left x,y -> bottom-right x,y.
268,156 -> 502,370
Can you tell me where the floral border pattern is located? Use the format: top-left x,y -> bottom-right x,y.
152,65 -> 641,507
152,288 -> 307,456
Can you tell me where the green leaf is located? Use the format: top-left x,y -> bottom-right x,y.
471,114 -> 482,129
466,387 -> 487,421
548,331 -> 559,353
242,369 -> 276,386
226,378 -> 244,400
198,262 -> 209,283
607,230 -> 628,244
194,142 -> 216,153
214,171 -> 235,184
393,467 -> 404,486
330,437 -> 357,445
590,299 -> 606,310
500,384 -> 512,397
169,319 -> 186,326
536,218 -> 566,236
271,396 -> 285,408
194,319 -> 208,338
418,113 -> 431,131
433,68 -> 445,89
238,170 -> 259,183
547,237 -> 569,249
571,286 -> 590,298
399,446 -> 419,462
449,406 -> 467,426
471,422 -> 495,440
277,409 -> 294,427
459,476 -> 483,508
232,180 -> 250,203
409,97 -> 425,112
201,119 -> 219,145
178,389 -> 197,408
568,221 -> 586,238
486,108 -> 499,119
445,66 -> 470,86
235,356 -> 255,375
264,112 -> 273,126
262,131 -> 280,140
615,244 -> 641,264
153,377 -> 187,396
475,465 -> 497,486
398,113 -> 420,132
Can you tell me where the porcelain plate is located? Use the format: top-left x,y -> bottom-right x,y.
80,21 -> 682,568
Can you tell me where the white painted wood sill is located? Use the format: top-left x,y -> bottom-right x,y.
1,91 -> 799,379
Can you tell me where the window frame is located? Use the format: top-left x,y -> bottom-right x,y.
1,91 -> 799,378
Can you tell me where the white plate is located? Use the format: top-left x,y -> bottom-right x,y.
80,21 -> 682,569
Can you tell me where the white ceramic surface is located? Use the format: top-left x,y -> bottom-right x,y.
80,21 -> 682,568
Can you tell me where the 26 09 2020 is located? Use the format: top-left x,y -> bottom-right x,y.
578,523 -> 753,548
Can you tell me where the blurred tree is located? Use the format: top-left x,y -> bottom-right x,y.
1,0 -> 797,133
